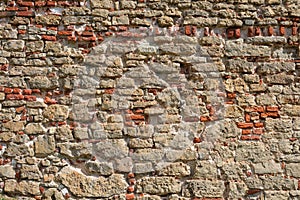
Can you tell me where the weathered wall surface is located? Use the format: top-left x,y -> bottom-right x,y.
0,0 -> 299,199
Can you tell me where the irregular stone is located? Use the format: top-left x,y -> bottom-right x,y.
225,40 -> 271,57
182,180 -> 225,198
112,15 -> 130,25
2,121 -> 25,132
157,16 -> 174,27
194,161 -> 217,179
91,0 -> 114,8
24,123 -> 45,135
136,177 -> 181,195
58,142 -> 92,159
159,44 -> 196,56
0,165 -> 15,178
246,36 -> 286,44
131,149 -> 164,162
34,135 -> 56,156
235,142 -> 273,163
183,17 -> 218,26
20,164 -> 42,180
57,166 -> 128,197
265,118 -> 293,132
266,73 -> 294,85
286,163 -> 300,178
253,161 -> 283,174
228,182 -> 248,199
129,138 -> 153,148
36,15 -> 61,25
43,104 -> 69,121
26,41 -> 44,52
85,161 -> 113,176
133,162 -> 154,174
94,139 -> 128,161
115,157 -> 133,172
4,143 -> 34,157
264,191 -> 289,200
281,105 -> 300,116
4,180 -> 40,196
262,175 -> 297,190
55,125 -> 73,141
156,162 -> 190,177
3,40 -> 25,51
43,188 -> 65,200
224,105 -> 244,118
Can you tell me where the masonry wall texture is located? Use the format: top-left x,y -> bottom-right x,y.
0,0 -> 299,199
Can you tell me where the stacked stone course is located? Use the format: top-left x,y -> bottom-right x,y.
0,0 -> 299,199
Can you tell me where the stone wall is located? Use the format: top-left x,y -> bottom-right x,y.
0,0 -> 299,199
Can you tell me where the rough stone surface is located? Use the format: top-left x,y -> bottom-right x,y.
0,0 -> 299,199
57,166 -> 128,197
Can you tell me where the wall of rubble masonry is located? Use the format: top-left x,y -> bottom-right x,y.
0,0 -> 299,199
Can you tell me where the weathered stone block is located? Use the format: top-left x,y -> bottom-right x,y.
182,180 -> 225,198
136,177 -> 181,195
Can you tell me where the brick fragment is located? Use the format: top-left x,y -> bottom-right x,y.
237,122 -> 254,129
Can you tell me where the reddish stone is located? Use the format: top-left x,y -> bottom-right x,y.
266,112 -> 279,117
47,1 -> 56,6
227,93 -> 236,99
67,36 -> 77,41
82,31 -> 94,37
248,26 -> 255,37
127,186 -> 134,193
16,106 -> 25,113
237,122 -> 254,129
130,115 -> 145,120
32,89 -> 41,93
13,88 -> 22,94
279,26 -> 285,36
6,7 -> 18,11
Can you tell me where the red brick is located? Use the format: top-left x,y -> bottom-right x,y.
127,186 -> 134,193
82,31 -> 94,36
242,129 -> 252,135
18,30 -> 26,34
6,94 -> 24,100
255,27 -> 261,36
47,26 -> 58,31
200,116 -> 210,122
279,26 -> 285,36
245,106 -> 264,113
126,193 -> 135,200
268,26 -> 274,36
44,96 -> 57,104
16,106 -> 25,113
260,113 -> 268,118
58,30 -> 73,36
17,0 -> 34,7
35,1 -> 47,6
245,113 -> 251,122
227,29 -> 235,39
227,93 -> 236,99
104,89 -> 114,94
237,122 -> 254,129
32,89 -> 41,93
185,25 -> 191,36
17,11 -> 35,17
47,1 -> 56,6
6,7 -> 18,11
253,128 -> 264,135
24,95 -> 36,101
67,36 -> 77,41
235,28 -> 241,38
248,27 -> 255,37
4,88 -> 13,94
193,137 -> 201,143
42,35 -> 56,41
13,88 -> 22,94
241,135 -> 260,140
266,106 -> 279,112
292,26 -> 298,36
266,112 -> 279,118
254,122 -> 264,128
79,36 -> 96,41
130,115 -> 145,120
23,89 -> 32,95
